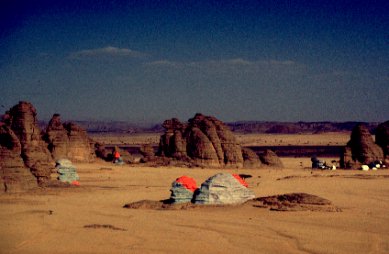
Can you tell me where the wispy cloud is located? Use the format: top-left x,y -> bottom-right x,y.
144,58 -> 298,68
68,46 -> 145,59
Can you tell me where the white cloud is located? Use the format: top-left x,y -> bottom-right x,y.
68,46 -> 145,59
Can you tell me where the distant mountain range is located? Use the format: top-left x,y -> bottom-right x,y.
36,120 -> 381,134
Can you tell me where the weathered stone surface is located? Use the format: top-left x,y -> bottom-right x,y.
45,114 -> 69,160
94,143 -> 113,161
158,114 -> 244,168
242,147 -> 261,168
259,149 -> 284,168
193,173 -> 255,205
169,176 -> 198,204
340,146 -> 357,169
45,114 -> 95,162
55,159 -> 79,183
341,124 -> 384,168
0,123 -> 37,192
376,121 -> 389,164
139,144 -> 156,162
7,101 -> 54,184
250,193 -> 341,212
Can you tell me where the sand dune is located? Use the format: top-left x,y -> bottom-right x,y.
1,158 -> 389,253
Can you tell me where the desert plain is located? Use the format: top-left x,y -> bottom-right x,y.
1,133 -> 389,254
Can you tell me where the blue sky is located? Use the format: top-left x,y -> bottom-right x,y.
1,0 -> 388,123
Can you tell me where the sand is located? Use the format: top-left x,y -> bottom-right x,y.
1,157 -> 389,254
90,132 -> 352,147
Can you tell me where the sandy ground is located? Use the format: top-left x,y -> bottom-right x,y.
90,132 -> 352,146
1,157 -> 389,254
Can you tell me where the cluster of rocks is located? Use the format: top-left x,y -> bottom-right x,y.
0,101 -> 95,192
157,114 -> 282,168
45,114 -> 95,162
340,122 -> 389,169
125,181 -> 339,212
169,173 -> 255,205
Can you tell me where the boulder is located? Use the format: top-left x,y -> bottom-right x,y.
242,147 -> 261,168
259,149 -> 284,168
169,176 -> 198,204
341,124 -> 384,168
193,173 -> 255,205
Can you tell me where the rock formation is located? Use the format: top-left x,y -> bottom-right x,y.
375,121 -> 389,164
5,102 -> 54,184
139,144 -> 156,162
259,149 -> 284,168
169,176 -> 198,204
340,124 -> 384,168
242,147 -> 261,168
0,123 -> 37,192
158,114 -> 247,168
45,114 -> 95,162
193,173 -> 255,205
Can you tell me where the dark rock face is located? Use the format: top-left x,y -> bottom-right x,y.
375,121 -> 389,164
341,124 -> 384,168
0,101 -> 54,188
45,114 -> 95,162
158,114 -> 244,168
259,149 -> 284,168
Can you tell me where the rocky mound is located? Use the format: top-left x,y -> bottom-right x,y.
340,124 -> 384,168
158,114 -> 261,168
375,121 -> 389,164
45,114 -> 95,162
242,147 -> 261,168
250,193 -> 341,212
193,173 -> 255,205
169,176 -> 198,204
259,149 -> 284,168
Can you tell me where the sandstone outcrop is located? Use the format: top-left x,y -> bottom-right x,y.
259,149 -> 284,168
375,121 -> 389,164
6,102 -> 54,184
340,124 -> 384,168
242,147 -> 261,168
0,123 -> 37,192
158,114 -> 245,168
45,114 -> 95,162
